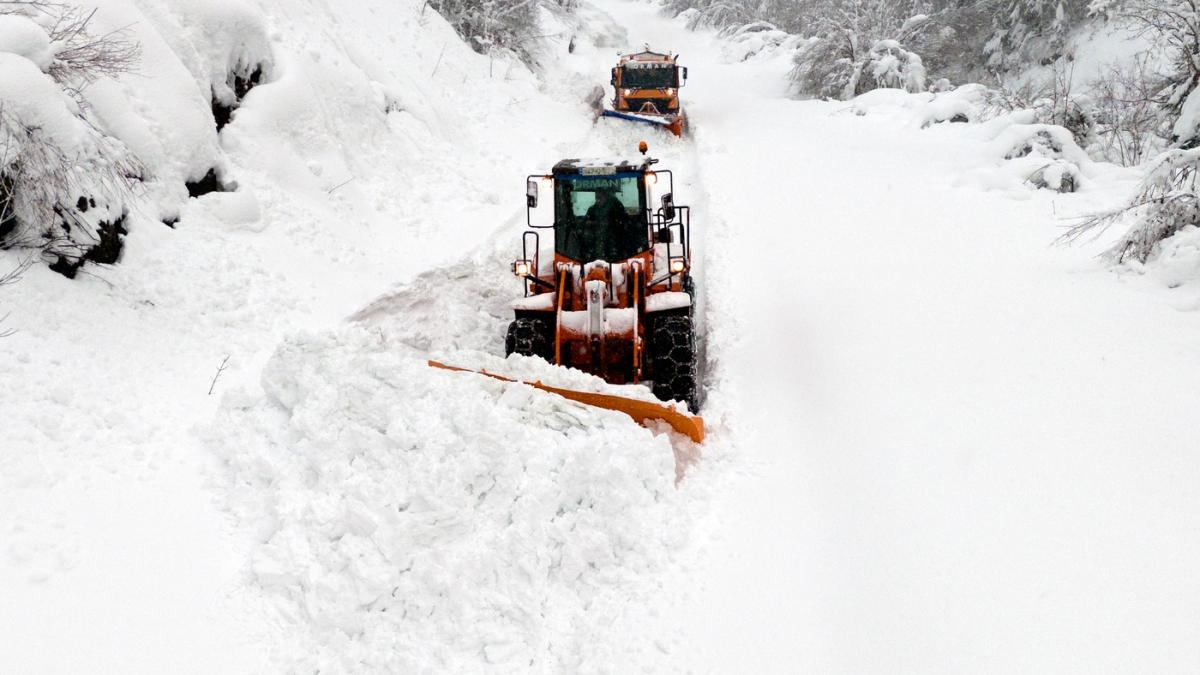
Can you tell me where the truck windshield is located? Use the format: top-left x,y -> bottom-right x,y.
554,172 -> 648,262
621,64 -> 677,89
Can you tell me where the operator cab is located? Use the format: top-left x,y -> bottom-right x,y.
550,158 -> 651,262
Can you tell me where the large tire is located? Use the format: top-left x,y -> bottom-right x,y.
505,317 -> 553,361
650,313 -> 699,412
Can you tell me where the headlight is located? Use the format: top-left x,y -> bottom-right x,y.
512,260 -> 532,277
622,89 -> 633,96
669,259 -> 686,274
667,88 -> 676,96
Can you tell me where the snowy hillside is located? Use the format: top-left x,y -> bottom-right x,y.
4,0 -> 1200,672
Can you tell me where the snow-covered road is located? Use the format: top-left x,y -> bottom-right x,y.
591,1 -> 1200,671
5,0 -> 1200,670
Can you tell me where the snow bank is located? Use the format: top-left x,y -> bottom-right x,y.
849,86 -> 1111,194
159,0 -> 273,112
205,326 -> 692,672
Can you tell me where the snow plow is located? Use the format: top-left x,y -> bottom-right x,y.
428,144 -> 703,443
602,50 -> 687,137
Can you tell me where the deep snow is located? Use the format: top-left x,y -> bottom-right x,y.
4,0 -> 1200,672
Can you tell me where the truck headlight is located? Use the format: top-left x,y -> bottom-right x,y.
669,259 -> 686,274
622,89 -> 633,96
512,260 -> 533,277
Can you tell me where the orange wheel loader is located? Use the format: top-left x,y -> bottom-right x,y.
429,144 -> 704,445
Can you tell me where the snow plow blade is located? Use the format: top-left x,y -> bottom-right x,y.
427,360 -> 704,443
601,109 -> 685,137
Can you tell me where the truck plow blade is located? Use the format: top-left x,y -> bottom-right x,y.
427,360 -> 705,443
600,109 -> 685,137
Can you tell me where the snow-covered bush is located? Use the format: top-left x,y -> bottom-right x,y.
997,122 -> 1087,190
968,64 -> 1098,150
854,38 -> 926,95
1087,56 -> 1167,166
0,6 -> 143,276
792,34 -> 927,100
719,20 -> 793,61
1065,148 -> 1200,261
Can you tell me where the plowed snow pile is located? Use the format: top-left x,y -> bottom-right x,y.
206,328 -> 694,672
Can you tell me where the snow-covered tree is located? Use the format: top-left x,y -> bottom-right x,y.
789,2 -> 933,99
985,0 -> 1089,72
1097,0 -> 1200,147
430,0 -> 545,64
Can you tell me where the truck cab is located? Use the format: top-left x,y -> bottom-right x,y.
608,50 -> 688,135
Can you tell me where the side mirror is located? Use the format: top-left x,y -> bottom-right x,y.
661,193 -> 675,221
680,67 -> 688,85
526,179 -> 538,208
611,68 -> 617,86
654,228 -> 673,244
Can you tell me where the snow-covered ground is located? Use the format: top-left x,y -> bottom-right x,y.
605,3 -> 1200,673
4,0 -> 1200,672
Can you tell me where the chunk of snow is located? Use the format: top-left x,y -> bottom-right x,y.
511,292 -> 556,311
645,291 -> 691,313
0,53 -> 86,156
0,15 -> 53,70
1173,86 -> 1200,145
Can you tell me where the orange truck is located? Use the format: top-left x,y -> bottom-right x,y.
603,50 -> 688,136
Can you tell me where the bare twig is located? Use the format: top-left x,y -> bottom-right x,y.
431,42 -> 446,77
326,177 -> 355,195
0,254 -> 33,337
208,355 -> 231,395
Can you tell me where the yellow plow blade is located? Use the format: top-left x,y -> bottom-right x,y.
427,360 -> 705,443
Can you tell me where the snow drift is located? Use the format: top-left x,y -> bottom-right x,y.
205,328 -> 692,672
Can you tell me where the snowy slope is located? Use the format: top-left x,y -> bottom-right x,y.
1,0 -> 597,671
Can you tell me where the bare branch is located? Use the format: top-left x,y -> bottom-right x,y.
0,254 -> 33,338
208,355 -> 231,396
